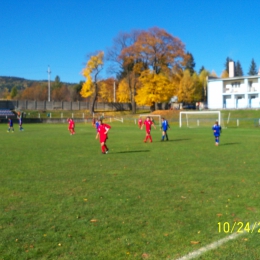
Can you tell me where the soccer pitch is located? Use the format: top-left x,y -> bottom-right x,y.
1,121 -> 260,259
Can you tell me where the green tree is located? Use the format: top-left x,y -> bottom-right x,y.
72,81 -> 84,101
248,59 -> 257,75
184,51 -> 196,75
224,57 -> 232,73
10,86 -> 18,99
235,61 -> 243,76
52,76 -> 62,89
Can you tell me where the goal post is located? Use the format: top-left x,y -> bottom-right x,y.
139,114 -> 161,126
179,111 -> 221,128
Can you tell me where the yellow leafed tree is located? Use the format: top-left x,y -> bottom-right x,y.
98,78 -> 115,103
221,70 -> 229,78
135,70 -> 173,106
116,78 -> 131,102
80,51 -> 104,113
175,70 -> 203,103
199,69 -> 210,101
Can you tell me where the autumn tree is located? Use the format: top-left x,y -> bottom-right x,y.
221,70 -> 229,78
80,51 -> 104,113
116,78 -> 131,102
135,70 -> 173,107
174,70 -> 202,103
99,78 -> 115,103
52,85 -> 70,101
0,88 -> 10,99
199,66 -> 205,74
20,83 -> 47,101
123,27 -> 187,110
199,69 -> 210,101
248,58 -> 257,75
107,30 -> 142,113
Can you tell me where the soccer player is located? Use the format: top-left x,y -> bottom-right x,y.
161,117 -> 170,141
67,118 -> 74,135
71,119 -> 75,135
212,121 -> 222,146
138,118 -> 143,129
141,116 -> 156,143
7,118 -> 14,133
96,119 -> 111,154
18,116 -> 24,131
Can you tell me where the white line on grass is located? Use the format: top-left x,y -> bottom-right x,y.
175,226 -> 253,260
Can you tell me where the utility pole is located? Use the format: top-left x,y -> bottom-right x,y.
113,81 -> 116,103
47,66 -> 51,102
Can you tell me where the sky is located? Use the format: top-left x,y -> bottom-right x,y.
1,0 -> 260,83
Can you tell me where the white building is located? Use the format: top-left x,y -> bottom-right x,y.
207,64 -> 260,109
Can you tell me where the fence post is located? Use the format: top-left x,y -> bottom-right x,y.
237,119 -> 239,127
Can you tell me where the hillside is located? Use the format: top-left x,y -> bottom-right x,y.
0,76 -> 76,91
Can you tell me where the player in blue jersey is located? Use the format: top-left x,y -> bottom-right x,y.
7,118 -> 14,133
95,119 -> 100,133
212,121 -> 222,146
161,117 -> 170,141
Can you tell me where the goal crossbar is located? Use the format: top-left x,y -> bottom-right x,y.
179,111 -> 221,128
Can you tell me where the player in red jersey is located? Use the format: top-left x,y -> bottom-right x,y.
71,119 -> 75,135
96,119 -> 111,154
67,118 -> 74,135
138,118 -> 143,129
141,116 -> 156,142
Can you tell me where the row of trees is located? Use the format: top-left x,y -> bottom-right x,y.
221,57 -> 259,77
0,76 -> 84,102
80,27 -> 210,113
3,27 -> 259,114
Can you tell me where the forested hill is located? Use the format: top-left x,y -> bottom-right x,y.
0,76 -> 76,91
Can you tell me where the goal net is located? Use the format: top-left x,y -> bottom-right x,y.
139,114 -> 161,126
110,117 -> 124,123
179,111 -> 221,128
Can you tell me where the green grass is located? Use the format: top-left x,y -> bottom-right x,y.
1,120 -> 260,259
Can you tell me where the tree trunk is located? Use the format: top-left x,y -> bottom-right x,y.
90,86 -> 98,114
131,100 -> 136,114
150,103 -> 155,112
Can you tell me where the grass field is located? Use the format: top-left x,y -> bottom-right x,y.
1,119 -> 260,260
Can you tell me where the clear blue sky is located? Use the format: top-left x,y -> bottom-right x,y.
1,0 -> 260,83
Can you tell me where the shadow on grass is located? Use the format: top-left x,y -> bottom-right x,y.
171,138 -> 190,142
115,150 -> 150,154
222,142 -> 240,146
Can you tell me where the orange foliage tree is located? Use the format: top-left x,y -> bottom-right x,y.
122,27 -> 187,110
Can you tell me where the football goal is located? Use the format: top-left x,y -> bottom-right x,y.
139,114 -> 161,126
110,117 -> 124,123
179,111 -> 221,128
